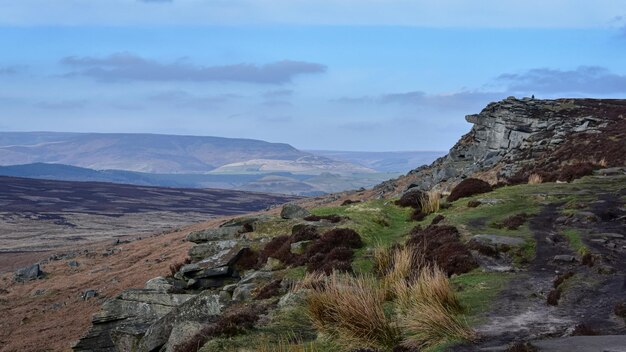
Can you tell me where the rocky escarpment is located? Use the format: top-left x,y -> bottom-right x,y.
376,97 -> 626,195
73,204 -> 342,352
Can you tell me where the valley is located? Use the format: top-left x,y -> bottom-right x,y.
0,176 -> 296,271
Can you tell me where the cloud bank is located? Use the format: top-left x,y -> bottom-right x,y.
498,66 -> 626,94
61,53 -> 327,84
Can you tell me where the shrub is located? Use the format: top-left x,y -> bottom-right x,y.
557,162 -> 595,182
314,228 -> 363,250
173,304 -> 268,352
547,289 -> 561,306
233,248 -> 261,271
582,252 -> 594,267
410,210 -> 427,221
430,215 -> 445,225
169,257 -> 191,276
395,190 -> 426,209
260,227 -> 363,274
406,225 -> 478,276
291,224 -> 320,242
261,235 -> 295,265
341,199 -> 361,206
493,213 -> 530,230
553,271 -> 574,288
255,279 -> 284,300
528,173 -> 543,185
447,178 -> 492,202
304,228 -> 363,274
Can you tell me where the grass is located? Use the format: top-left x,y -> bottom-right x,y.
393,265 -> 463,315
562,228 -> 588,255
399,300 -> 475,349
421,191 -> 441,214
284,266 -> 307,280
310,200 -> 414,275
450,270 -> 513,323
305,246 -> 474,351
306,272 -> 400,350
528,173 -> 543,185
310,200 -> 414,246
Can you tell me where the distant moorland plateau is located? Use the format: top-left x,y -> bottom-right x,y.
0,132 -> 443,195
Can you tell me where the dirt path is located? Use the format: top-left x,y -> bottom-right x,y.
464,188 -> 626,350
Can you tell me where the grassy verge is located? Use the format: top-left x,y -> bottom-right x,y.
451,270 -> 513,323
562,228 -> 588,255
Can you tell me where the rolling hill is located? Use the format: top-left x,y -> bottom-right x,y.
0,132 -> 364,174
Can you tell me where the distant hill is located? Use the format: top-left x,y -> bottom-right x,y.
0,132 -> 362,174
210,155 -> 374,175
0,163 -> 396,196
306,150 -> 446,173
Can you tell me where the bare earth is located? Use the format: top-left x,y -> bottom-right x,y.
0,176 -> 299,351
0,218 -> 228,352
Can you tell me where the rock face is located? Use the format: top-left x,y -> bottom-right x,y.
74,216 -> 267,352
377,97 -> 626,194
73,289 -> 196,352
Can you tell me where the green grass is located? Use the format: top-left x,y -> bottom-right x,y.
515,239 -> 537,264
311,200 -> 415,275
310,200 -> 414,246
284,266 -> 307,280
562,228 -> 588,255
451,270 -> 513,323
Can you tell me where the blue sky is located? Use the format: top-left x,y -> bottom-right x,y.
1,1 -> 626,151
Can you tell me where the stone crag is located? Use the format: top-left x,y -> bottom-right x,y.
375,97 -> 626,196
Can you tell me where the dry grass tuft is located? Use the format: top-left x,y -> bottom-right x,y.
420,191 -> 441,214
304,247 -> 474,350
306,272 -> 400,350
373,243 -> 393,277
393,264 -> 462,315
528,173 -> 543,185
399,300 -> 475,349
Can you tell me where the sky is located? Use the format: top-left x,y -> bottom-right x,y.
1,1 -> 626,151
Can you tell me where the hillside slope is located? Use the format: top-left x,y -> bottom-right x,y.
0,132 -> 364,174
2,98 -> 625,352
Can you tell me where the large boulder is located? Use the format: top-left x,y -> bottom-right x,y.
280,204 -> 311,219
14,263 -> 44,282
187,239 -> 239,263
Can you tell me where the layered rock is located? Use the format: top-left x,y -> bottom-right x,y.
377,97 -> 626,194
73,207 -> 312,352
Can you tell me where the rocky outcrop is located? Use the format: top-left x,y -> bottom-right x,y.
73,289 -> 196,351
377,97 -> 626,194
13,263 -> 44,282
